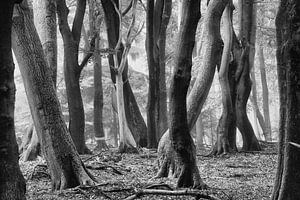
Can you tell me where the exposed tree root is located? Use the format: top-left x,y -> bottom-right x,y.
123,189 -> 221,200
156,132 -> 207,189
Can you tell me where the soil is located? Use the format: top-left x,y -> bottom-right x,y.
21,143 -> 277,200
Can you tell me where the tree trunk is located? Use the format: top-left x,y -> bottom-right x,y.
146,0 -> 171,148
88,0 -> 107,151
12,1 -> 96,190
258,45 -> 272,141
56,0 -> 91,154
20,0 -> 58,162
271,1 -> 300,199
212,2 -> 236,155
196,114 -> 204,150
101,0 -> 147,147
235,0 -> 260,151
33,0 -> 57,86
168,0 -> 204,188
157,0 -> 228,181
0,1 -> 26,199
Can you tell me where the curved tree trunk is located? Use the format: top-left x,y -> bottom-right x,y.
235,0 -> 260,151
271,1 -> 300,199
258,45 -> 272,141
146,0 -> 171,148
12,1 -> 96,190
0,1 -> 26,199
211,2 -> 236,155
56,0 -> 92,154
101,0 -> 147,147
20,0 -> 58,162
157,0 -> 228,180
168,0 -> 204,188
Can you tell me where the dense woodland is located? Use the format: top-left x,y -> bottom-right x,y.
0,0 -> 300,199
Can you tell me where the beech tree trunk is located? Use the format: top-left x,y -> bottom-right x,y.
235,0 -> 260,151
101,0 -> 147,147
12,1 -> 96,190
258,45 -> 272,141
157,0 -> 228,181
56,0 -> 91,154
88,0 -> 107,151
196,114 -> 204,150
0,1 -> 26,199
146,0 -> 171,148
212,2 -> 236,155
271,1 -> 300,199
168,0 -> 204,188
20,0 -> 58,162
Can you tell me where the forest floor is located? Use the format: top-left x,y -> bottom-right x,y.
21,141 -> 277,200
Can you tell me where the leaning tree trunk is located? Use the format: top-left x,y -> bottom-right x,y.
56,0 -> 92,154
271,1 -> 300,199
0,1 -> 26,199
20,0 -> 58,162
211,2 -> 236,155
12,1 -> 96,190
157,0 -> 228,180
235,0 -> 260,151
168,0 -> 205,188
258,45 -> 272,141
101,0 -> 147,147
146,0 -> 171,148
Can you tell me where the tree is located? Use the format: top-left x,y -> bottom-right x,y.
212,2 -> 235,155
168,0 -> 203,188
235,0 -> 260,151
101,0 -> 147,148
88,0 -> 108,150
19,0 -> 58,162
56,0 -> 93,154
12,1 -> 96,190
157,0 -> 228,184
271,0 -> 300,199
146,0 -> 171,148
258,44 -> 272,141
0,1 -> 26,199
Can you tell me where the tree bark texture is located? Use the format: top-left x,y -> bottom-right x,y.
258,45 -> 272,141
271,1 -> 300,199
101,0 -> 147,147
196,114 -> 204,150
0,1 -> 26,199
146,0 -> 171,148
212,2 -> 236,155
12,2 -> 96,190
168,0 -> 204,188
33,0 -> 57,86
88,0 -> 107,151
236,0 -> 260,151
21,0 -> 58,162
157,0 -> 228,182
56,0 -> 91,154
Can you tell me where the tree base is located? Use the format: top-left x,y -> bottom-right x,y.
19,125 -> 41,161
156,132 -> 207,189
118,141 -> 138,154
94,140 -> 109,151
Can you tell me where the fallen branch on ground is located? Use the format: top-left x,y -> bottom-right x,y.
123,189 -> 222,200
86,164 -> 123,175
